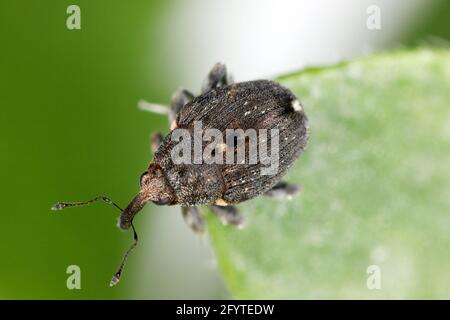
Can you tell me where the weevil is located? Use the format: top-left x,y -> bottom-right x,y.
52,63 -> 309,286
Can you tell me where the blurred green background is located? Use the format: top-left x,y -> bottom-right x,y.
0,0 -> 449,299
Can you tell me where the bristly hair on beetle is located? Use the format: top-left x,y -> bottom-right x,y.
52,63 -> 309,286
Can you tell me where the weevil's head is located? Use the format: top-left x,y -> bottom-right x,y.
118,163 -> 174,230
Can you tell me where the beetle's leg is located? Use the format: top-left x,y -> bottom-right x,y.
138,100 -> 169,115
201,63 -> 234,94
209,205 -> 245,228
264,181 -> 301,199
151,132 -> 164,154
138,88 -> 194,125
169,88 -> 195,128
181,206 -> 206,234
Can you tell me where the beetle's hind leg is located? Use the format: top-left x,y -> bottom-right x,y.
201,63 -> 234,94
181,206 -> 206,234
209,205 -> 245,229
264,181 -> 301,199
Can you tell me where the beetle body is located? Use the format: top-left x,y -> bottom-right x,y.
120,74 -> 309,230
155,80 -> 308,205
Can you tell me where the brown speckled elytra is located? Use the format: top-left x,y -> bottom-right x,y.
52,63 -> 309,286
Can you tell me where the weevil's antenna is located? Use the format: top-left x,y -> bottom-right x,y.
51,195 -> 123,212
110,221 -> 138,287
51,195 -> 139,287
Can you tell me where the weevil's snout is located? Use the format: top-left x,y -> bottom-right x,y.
119,164 -> 174,230
118,191 -> 156,231
118,193 -> 146,230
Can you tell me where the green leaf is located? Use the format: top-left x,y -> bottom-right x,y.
207,48 -> 450,299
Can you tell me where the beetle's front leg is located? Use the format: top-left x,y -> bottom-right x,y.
169,88 -> 194,128
151,132 -> 164,154
201,63 -> 234,94
138,88 -> 194,128
181,206 -> 206,234
264,181 -> 301,199
209,205 -> 244,228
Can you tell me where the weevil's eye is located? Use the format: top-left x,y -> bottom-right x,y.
152,197 -> 171,206
139,171 -> 148,187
